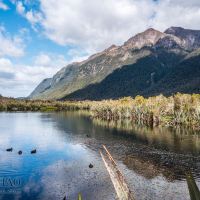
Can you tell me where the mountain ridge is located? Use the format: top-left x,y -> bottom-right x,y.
62,48 -> 199,100
29,26 -> 200,100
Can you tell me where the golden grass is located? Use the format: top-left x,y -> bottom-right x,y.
90,94 -> 200,128
1,93 -> 200,128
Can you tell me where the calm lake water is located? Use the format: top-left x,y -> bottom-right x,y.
0,111 -> 199,200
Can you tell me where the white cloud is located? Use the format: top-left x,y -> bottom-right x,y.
16,1 -> 25,15
0,57 -> 13,70
150,0 -> 200,31
34,53 -> 68,67
38,0 -> 154,52
0,21 -> 87,98
25,10 -> 42,25
34,53 -> 52,66
5,0 -> 200,97
0,53 -> 70,97
66,48 -> 90,63
16,1 -> 42,31
16,0 -> 200,53
0,0 -> 9,10
0,61 -> 55,97
0,26 -> 25,57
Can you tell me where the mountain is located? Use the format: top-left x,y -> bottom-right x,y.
62,49 -> 200,100
30,28 -> 163,99
165,27 -> 200,50
29,27 -> 200,100
29,78 -> 52,99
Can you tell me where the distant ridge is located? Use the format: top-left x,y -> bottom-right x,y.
29,27 -> 200,100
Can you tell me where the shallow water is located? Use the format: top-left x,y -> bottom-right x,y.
0,111 -> 199,200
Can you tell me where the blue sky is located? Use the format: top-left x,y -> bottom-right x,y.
0,0 -> 200,97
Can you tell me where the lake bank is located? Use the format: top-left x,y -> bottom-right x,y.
1,93 -> 200,129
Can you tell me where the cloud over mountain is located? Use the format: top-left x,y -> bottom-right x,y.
17,0 -> 200,53
1,0 -> 200,97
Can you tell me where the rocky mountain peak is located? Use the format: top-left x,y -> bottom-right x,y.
104,44 -> 118,52
165,26 -> 200,50
123,28 -> 164,49
144,28 -> 161,34
165,27 -> 184,35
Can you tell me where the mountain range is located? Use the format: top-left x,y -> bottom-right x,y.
29,27 -> 200,100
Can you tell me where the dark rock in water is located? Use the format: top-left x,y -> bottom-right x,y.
31,149 -> 37,154
18,150 -> 22,155
6,148 -> 13,152
89,163 -> 93,168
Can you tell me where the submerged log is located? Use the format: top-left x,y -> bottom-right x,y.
186,173 -> 200,200
100,145 -> 135,200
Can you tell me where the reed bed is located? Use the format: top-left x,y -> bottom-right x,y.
1,93 -> 200,128
90,94 -> 200,128
0,97 -> 92,112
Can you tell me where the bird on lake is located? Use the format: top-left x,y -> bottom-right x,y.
89,163 -> 93,168
18,150 -> 22,155
6,148 -> 13,152
86,134 -> 90,138
31,149 -> 37,154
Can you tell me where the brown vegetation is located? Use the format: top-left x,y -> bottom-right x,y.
90,94 -> 200,128
0,93 -> 200,128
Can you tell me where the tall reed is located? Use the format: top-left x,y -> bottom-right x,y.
90,94 -> 200,128
1,93 -> 200,128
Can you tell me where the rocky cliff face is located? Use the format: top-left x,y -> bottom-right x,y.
123,28 -> 164,49
165,27 -> 200,50
29,27 -> 200,100
29,78 -> 52,98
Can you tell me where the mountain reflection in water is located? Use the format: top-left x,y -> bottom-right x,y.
0,111 -> 199,200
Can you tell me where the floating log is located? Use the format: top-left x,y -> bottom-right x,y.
100,145 -> 135,200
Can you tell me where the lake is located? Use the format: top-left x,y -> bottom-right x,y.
0,111 -> 199,200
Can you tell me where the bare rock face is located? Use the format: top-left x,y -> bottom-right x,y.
155,35 -> 183,49
29,26 -> 200,100
123,28 -> 165,49
165,27 -> 200,50
50,63 -> 79,87
29,78 -> 52,98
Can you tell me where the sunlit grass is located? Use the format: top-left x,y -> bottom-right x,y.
0,93 -> 200,128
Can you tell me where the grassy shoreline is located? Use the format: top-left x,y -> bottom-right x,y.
0,93 -> 200,129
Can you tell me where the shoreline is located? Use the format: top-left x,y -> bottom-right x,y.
0,93 -> 200,129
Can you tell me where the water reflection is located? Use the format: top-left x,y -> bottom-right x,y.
0,112 -> 199,200
48,112 -> 200,180
0,112 -> 114,200
48,111 -> 200,155
92,118 -> 200,155
91,118 -> 200,181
